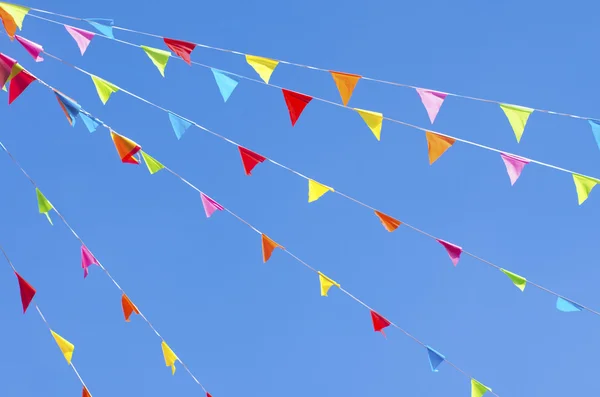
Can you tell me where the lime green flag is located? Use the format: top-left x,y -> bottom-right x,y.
141,151 -> 165,174
499,103 -> 534,143
91,75 -> 119,105
500,268 -> 526,291
36,188 -> 53,225
573,174 -> 598,205
141,46 -> 170,77
471,379 -> 491,397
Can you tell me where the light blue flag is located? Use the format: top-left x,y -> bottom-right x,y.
168,113 -> 192,140
79,113 -> 101,133
589,120 -> 600,151
85,18 -> 115,39
55,92 -> 81,127
426,346 -> 445,372
211,69 -> 238,102
556,297 -> 583,312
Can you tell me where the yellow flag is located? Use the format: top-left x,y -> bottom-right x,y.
0,2 -> 29,29
91,75 -> 119,105
308,179 -> 334,203
141,46 -> 171,77
573,174 -> 598,205
6,62 -> 23,84
499,104 -> 534,143
51,330 -> 74,364
245,55 -> 279,83
318,271 -> 340,297
500,269 -> 527,291
355,108 -> 383,140
161,341 -> 178,375
471,379 -> 491,397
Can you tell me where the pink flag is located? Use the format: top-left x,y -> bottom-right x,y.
416,88 -> 447,124
201,193 -> 224,218
15,35 -> 44,62
500,153 -> 529,186
81,245 -> 99,278
0,53 -> 16,87
437,239 -> 462,266
64,25 -> 95,56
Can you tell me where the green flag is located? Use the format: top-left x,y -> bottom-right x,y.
573,174 -> 598,205
471,379 -> 491,397
141,46 -> 170,77
91,75 -> 119,105
36,188 -> 53,225
499,103 -> 533,143
500,268 -> 526,291
141,151 -> 165,174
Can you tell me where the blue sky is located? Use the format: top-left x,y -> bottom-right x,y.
1,0 -> 598,396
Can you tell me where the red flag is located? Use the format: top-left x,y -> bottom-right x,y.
82,386 -> 92,397
163,38 -> 196,65
206,393 -> 213,397
282,89 -> 312,126
15,271 -> 36,313
121,293 -> 140,322
9,69 -> 36,104
370,310 -> 391,335
238,146 -> 266,176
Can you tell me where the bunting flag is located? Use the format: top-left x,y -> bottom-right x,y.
163,38 -> 196,65
15,271 -> 35,313
85,18 -> 114,39
111,131 -> 141,164
425,131 -> 455,165
5,60 -> 22,86
261,234 -> 282,263
80,113 -> 101,133
51,330 -> 75,364
374,210 -> 401,232
318,271 -> 340,297
161,341 -> 178,375
471,379 -> 492,397
81,245 -> 99,278
426,346 -> 445,372
588,120 -> 600,151
82,386 -> 92,397
168,113 -> 192,140
9,69 -> 36,104
141,151 -> 165,174
500,268 -> 526,291
0,2 -> 29,39
0,52 -> 16,87
330,71 -> 361,106
308,179 -> 334,203
54,91 -> 81,126
200,192 -> 224,218
245,55 -> 279,83
121,293 -> 140,322
500,103 -> 534,143
282,89 -> 313,126
36,188 -> 53,225
64,25 -> 95,55
573,174 -> 598,205
437,239 -> 462,266
355,108 -> 383,141
416,89 -> 447,124
15,35 -> 44,62
90,75 -> 119,104
370,310 -> 391,336
141,46 -> 171,77
500,153 -> 529,186
238,146 -> 266,176
211,69 -> 238,102
556,297 -> 583,312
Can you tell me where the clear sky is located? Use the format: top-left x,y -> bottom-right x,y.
1,0 -> 598,396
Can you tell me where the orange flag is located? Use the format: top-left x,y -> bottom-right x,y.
121,294 -> 140,322
425,131 -> 455,165
111,131 -> 141,164
262,234 -> 282,263
82,386 -> 92,397
374,211 -> 401,232
330,71 -> 361,106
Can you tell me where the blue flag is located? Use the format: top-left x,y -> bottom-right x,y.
426,346 -> 445,372
168,113 -> 192,140
85,18 -> 114,39
211,69 -> 238,102
556,297 -> 583,312
79,113 -> 101,133
589,120 -> 600,151
55,91 -> 81,127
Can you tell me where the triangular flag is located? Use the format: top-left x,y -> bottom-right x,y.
51,330 -> 74,364
80,113 -> 101,133
245,55 -> 279,83
121,293 -> 139,322
141,46 -> 170,77
370,310 -> 391,335
64,25 -> 95,55
261,234 -> 282,263
556,297 -> 583,312
36,188 -> 53,225
161,341 -> 178,375
318,271 -> 340,297
308,179 -> 334,203
500,103 -> 534,143
588,120 -> 600,151
238,146 -> 266,176
82,386 -> 92,397
355,108 -> 383,140
163,38 -> 196,65
471,379 -> 492,397
437,239 -> 462,266
9,69 -> 35,104
54,91 -> 81,126
425,131 -> 455,165
330,71 -> 361,106
5,61 -> 22,87
500,153 -> 529,186
0,53 -> 16,87
141,151 -> 164,174
15,271 -> 35,313
206,393 -> 213,397
282,89 -> 312,126
500,268 -> 527,291
426,346 -> 445,372
374,210 -> 401,232
81,245 -> 99,278
111,131 -> 141,164
15,35 -> 43,62
200,192 -> 224,218
91,75 -> 119,104
211,68 -> 238,102
168,113 -> 192,140
573,174 -> 598,205
85,18 -> 114,39
0,2 -> 29,38
416,89 -> 447,124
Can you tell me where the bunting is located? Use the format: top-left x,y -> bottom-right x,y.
141,46 -> 170,77
500,103 -> 534,143
370,310 -> 391,336
261,234 -> 282,263
330,71 -> 361,106
471,379 -> 492,397
425,131 -> 455,165
573,174 -> 597,205
374,210 -> 401,232
200,193 -> 224,218
211,69 -> 238,102
54,91 -> 81,126
556,297 -> 583,313
15,271 -> 35,313
64,25 -> 95,55
500,268 -> 526,291
308,179 -> 334,203
82,386 -> 92,397
36,188 -> 53,225
111,131 -> 141,164
80,113 -> 101,133
15,35 -> 44,62
85,18 -> 114,39
121,293 -> 140,322
238,146 -> 266,175
168,113 -> 192,140
81,245 -> 99,278
163,38 -> 196,65
589,120 -> 600,151
282,89 -> 312,126
245,55 -> 278,83
0,2 -> 29,39
426,346 -> 445,372
416,89 -> 447,124
437,239 -> 462,266
500,153 -> 529,186
90,75 -> 119,104
0,52 -> 16,87
318,271 -> 340,297
51,330 -> 75,364
355,108 -> 383,140
141,151 -> 165,174
9,69 -> 36,104
161,341 -> 178,375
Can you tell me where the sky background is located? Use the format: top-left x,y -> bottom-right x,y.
0,0 -> 598,396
